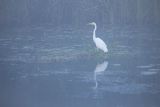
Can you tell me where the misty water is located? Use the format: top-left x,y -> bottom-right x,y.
0,25 -> 160,107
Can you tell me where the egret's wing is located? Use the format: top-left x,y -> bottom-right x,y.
96,37 -> 107,48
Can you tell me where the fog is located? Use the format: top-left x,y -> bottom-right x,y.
0,1 -> 160,107
0,0 -> 160,28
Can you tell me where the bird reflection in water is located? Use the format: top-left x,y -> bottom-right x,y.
94,61 -> 108,89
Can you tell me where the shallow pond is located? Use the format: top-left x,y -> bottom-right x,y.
0,26 -> 160,107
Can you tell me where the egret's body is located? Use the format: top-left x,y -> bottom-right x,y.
89,22 -> 108,53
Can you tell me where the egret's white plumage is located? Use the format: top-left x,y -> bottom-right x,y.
89,22 -> 108,53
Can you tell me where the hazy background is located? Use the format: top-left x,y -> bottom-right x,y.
0,1 -> 160,107
0,0 -> 160,29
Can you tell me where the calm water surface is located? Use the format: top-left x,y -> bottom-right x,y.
0,26 -> 160,107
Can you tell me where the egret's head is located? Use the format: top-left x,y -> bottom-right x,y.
88,22 -> 96,26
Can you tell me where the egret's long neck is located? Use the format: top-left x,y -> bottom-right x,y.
93,24 -> 97,40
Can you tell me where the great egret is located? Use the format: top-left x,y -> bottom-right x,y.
88,22 -> 108,53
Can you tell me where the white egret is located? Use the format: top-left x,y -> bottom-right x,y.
88,22 -> 108,53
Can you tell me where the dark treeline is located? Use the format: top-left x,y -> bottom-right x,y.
0,0 -> 160,28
